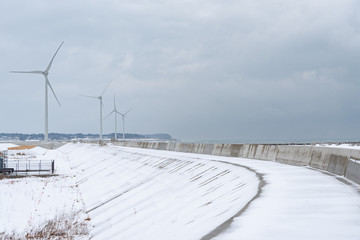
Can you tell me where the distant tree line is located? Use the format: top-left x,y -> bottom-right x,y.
0,133 -> 173,141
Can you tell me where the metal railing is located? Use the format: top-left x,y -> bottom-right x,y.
4,159 -> 54,175
1,150 -> 55,176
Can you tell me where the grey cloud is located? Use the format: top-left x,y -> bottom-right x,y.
1,0 -> 360,142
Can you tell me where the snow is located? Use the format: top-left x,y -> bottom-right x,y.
313,143 -> 360,150
0,143 -> 18,151
0,144 -> 90,239
212,159 -> 360,240
1,142 -> 360,239
58,143 -> 259,240
0,176 -> 86,234
90,145 -> 360,240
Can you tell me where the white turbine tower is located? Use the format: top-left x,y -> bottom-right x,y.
119,108 -> 133,140
105,95 -> 132,141
120,108 -> 132,139
10,42 -> 64,142
81,79 -> 112,141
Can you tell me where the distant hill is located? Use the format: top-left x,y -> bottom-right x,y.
0,133 -> 174,141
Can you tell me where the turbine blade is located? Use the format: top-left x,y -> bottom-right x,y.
46,76 -> 61,107
104,110 -> 115,119
80,94 -> 98,99
113,95 -> 116,110
45,41 -> 64,72
10,70 -> 43,74
124,107 -> 133,116
115,111 -> 124,117
101,79 -> 113,97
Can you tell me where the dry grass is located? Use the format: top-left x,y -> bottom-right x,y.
0,175 -> 57,181
8,146 -> 37,150
0,212 -> 90,240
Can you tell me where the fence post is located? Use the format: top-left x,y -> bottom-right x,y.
52,160 -> 54,174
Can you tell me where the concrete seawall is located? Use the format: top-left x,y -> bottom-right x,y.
113,142 -> 360,185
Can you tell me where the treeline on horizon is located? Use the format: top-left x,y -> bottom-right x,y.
0,133 -> 173,141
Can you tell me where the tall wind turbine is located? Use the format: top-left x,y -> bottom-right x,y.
119,107 -> 133,140
105,95 -> 132,141
105,95 -> 120,141
81,79 -> 113,141
10,42 -> 64,142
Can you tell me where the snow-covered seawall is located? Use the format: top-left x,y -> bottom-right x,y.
3,143 -> 360,239
58,143 -> 260,240
113,142 -> 360,184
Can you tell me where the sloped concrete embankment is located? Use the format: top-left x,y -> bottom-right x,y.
113,142 -> 360,184
58,143 -> 260,240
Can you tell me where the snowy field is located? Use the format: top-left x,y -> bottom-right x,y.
0,145 -> 90,239
1,142 -> 360,239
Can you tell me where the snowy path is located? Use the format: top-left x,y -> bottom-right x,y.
213,159 -> 360,240
119,146 -> 360,240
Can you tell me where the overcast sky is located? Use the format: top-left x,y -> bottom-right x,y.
1,0 -> 360,142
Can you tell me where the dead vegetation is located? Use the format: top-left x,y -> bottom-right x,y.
0,175 -> 58,181
0,212 -> 90,240
0,175 -> 28,180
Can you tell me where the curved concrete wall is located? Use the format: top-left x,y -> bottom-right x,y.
113,142 -> 360,185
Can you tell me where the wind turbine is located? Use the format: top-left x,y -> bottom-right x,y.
10,42 -> 64,142
119,107 -> 133,140
105,95 -> 133,141
81,79 -> 113,141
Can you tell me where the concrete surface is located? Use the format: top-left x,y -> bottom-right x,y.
112,142 -> 360,184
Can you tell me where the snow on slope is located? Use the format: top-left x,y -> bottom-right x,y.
123,148 -> 360,240
3,142 -> 359,239
0,143 -> 18,151
58,143 -> 260,240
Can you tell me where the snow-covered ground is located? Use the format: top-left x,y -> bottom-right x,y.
100,146 -> 360,240
1,142 -> 360,239
58,143 -> 260,240
0,143 -> 17,151
0,144 -> 90,239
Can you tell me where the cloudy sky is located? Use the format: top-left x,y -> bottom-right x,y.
1,0 -> 360,142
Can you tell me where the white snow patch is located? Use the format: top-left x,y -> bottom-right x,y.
313,143 -> 360,150
0,143 -> 18,151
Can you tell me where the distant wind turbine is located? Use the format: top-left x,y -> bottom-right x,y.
10,42 -> 64,142
81,79 -> 113,141
105,95 -> 133,141
119,108 -> 133,140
